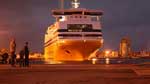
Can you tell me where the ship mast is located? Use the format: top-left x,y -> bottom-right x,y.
72,0 -> 80,8
60,0 -> 64,9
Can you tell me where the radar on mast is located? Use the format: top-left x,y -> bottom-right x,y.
72,0 -> 80,8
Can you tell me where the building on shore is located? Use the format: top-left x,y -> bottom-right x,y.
119,37 -> 131,58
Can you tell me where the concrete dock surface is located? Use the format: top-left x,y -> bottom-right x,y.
0,64 -> 150,84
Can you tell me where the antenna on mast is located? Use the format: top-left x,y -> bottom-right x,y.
60,0 -> 64,9
72,0 -> 80,8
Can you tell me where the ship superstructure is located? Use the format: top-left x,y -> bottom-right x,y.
44,0 -> 103,62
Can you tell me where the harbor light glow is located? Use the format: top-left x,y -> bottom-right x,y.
105,50 -> 110,55
92,58 -> 97,64
105,50 -> 111,58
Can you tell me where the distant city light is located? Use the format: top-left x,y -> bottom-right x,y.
105,50 -> 110,55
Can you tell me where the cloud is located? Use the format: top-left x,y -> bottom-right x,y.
0,0 -> 150,52
0,30 -> 9,35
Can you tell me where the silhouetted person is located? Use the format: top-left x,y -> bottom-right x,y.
24,42 -> 29,67
2,53 -> 9,64
9,38 -> 16,67
19,49 -> 25,67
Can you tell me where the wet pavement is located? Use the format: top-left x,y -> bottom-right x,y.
0,64 -> 150,84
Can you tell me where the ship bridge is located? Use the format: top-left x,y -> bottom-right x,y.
52,8 -> 103,16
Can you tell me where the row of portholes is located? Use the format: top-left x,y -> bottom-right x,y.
70,16 -> 87,19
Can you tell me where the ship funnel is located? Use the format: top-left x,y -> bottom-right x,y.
72,0 -> 80,8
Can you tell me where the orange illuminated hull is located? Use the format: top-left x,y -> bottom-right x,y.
44,40 -> 102,62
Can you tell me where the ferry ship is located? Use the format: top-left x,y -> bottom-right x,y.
44,0 -> 103,62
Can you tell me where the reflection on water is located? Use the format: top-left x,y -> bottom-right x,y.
97,58 -> 150,64
105,58 -> 110,64
92,58 -> 97,64
28,58 -> 150,64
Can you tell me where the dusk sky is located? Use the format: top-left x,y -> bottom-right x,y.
0,0 -> 150,53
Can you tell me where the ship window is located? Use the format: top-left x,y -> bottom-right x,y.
70,16 -> 73,18
91,16 -> 99,21
58,34 -> 82,37
85,34 -> 102,37
67,24 -> 93,32
75,16 -> 78,18
84,12 -> 103,15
